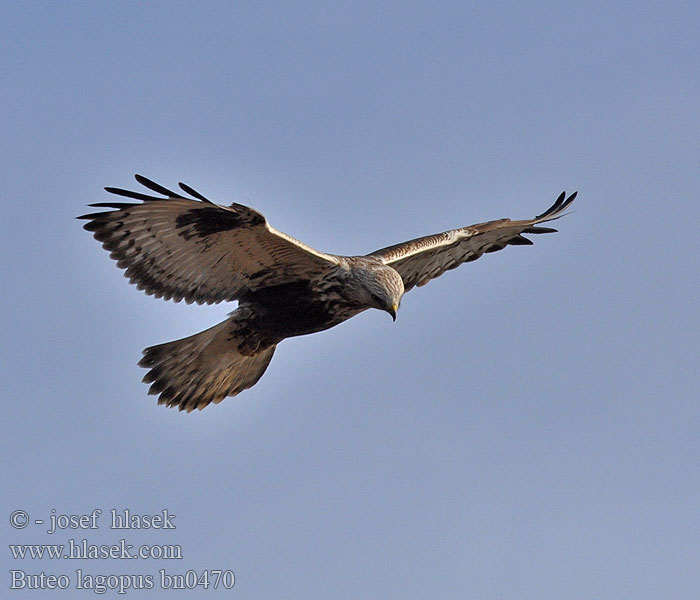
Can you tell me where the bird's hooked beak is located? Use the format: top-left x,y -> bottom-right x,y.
387,304 -> 398,322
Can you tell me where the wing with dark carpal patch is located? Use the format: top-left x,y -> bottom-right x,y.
78,175 -> 339,304
368,191 -> 576,292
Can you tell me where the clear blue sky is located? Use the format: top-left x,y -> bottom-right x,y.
3,2 -> 699,598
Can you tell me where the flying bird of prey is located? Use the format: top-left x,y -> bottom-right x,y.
79,175 -> 576,411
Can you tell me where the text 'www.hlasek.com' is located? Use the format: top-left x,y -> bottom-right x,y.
8,508 -> 235,594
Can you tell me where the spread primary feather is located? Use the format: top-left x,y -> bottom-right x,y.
79,175 -> 576,411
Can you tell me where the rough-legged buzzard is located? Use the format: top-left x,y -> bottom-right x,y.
79,175 -> 576,411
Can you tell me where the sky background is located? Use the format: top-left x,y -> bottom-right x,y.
2,2 -> 699,598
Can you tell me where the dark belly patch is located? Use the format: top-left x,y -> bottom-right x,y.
242,280 -> 341,339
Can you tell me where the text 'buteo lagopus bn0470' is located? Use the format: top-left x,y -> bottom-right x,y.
79,175 -> 576,411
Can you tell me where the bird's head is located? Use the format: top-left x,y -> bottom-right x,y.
358,264 -> 404,321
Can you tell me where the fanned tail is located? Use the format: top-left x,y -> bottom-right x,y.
139,315 -> 276,411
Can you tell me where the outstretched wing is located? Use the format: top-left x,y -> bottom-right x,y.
369,191 -> 576,292
78,175 -> 339,304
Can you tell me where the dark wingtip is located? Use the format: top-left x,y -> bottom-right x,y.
87,202 -> 133,209
134,174 -> 184,199
104,176 -> 217,204
523,226 -> 558,234
178,181 -> 212,203
564,191 -> 578,209
508,235 -> 534,246
535,190 -> 577,220
105,186 -> 159,201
